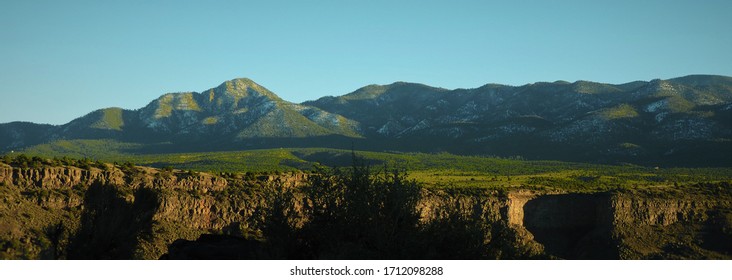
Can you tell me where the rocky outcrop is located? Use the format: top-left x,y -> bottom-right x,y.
416,187 -> 731,259
507,190 -> 732,259
609,191 -> 732,259
1,164 -> 730,259
0,163 -> 278,259
0,163 -> 228,191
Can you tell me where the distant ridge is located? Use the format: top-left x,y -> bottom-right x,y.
2,75 -> 731,166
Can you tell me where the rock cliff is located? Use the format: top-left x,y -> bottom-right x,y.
0,163 -> 730,259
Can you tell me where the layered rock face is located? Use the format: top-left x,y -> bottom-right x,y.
0,163 -> 262,259
512,190 -> 730,259
0,163 -> 730,259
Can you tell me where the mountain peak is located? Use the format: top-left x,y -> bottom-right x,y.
3,75 -> 731,166
571,80 -> 621,94
214,77 -> 282,101
668,74 -> 732,87
224,77 -> 258,87
341,81 -> 446,101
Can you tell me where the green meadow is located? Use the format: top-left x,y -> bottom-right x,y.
14,139 -> 732,193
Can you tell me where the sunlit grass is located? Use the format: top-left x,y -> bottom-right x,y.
18,140 -> 732,191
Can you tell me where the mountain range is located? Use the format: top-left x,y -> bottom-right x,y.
2,75 -> 731,166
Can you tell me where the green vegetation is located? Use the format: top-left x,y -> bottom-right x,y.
1,153 -> 106,170
20,139 -> 141,160
154,94 -> 175,118
599,103 -> 639,119
662,95 -> 696,113
225,78 -> 283,101
1,151 -> 730,259
342,84 -> 390,100
178,93 -> 201,111
236,109 -> 332,138
573,80 -> 622,94
91,108 -> 124,130
152,92 -> 202,119
245,158 -> 530,259
13,141 -> 732,192
202,117 -> 218,125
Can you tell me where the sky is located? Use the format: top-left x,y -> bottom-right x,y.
1,0 -> 731,125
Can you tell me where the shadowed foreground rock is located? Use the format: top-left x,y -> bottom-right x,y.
161,235 -> 267,260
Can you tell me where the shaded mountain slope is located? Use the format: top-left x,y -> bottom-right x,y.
305,75 -> 732,165
1,75 -> 731,166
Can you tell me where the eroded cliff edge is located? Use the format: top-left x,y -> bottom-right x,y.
1,162 -> 730,259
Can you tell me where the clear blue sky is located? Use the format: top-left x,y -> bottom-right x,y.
1,0 -> 731,124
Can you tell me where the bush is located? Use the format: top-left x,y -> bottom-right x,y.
418,202 -> 491,259
248,183 -> 301,258
254,154 -> 422,259
249,153 -> 517,259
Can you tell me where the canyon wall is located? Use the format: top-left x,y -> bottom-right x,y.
1,163 -> 730,259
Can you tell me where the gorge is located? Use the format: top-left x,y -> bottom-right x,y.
1,160 -> 729,259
